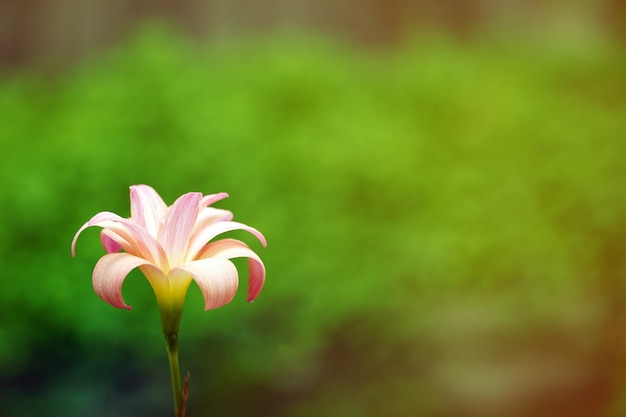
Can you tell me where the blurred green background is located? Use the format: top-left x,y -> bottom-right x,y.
1,1 -> 626,416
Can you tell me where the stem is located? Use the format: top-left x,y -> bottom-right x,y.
165,332 -> 184,415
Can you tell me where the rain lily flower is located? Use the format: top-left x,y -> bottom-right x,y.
71,184 -> 266,416
71,184 -> 266,320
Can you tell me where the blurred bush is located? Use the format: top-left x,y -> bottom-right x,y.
0,26 -> 625,416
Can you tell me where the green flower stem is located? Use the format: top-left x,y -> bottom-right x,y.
157,292 -> 188,415
165,331 -> 184,415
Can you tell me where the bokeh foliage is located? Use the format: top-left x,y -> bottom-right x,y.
1,26 -> 625,416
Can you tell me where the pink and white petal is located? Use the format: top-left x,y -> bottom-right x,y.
130,185 -> 168,237
199,207 -> 233,223
72,211 -> 122,256
199,192 -> 229,209
158,192 -> 202,266
197,238 -> 266,302
187,221 -> 267,260
74,211 -> 169,270
92,252 -> 161,310
191,193 -> 230,248
100,221 -> 168,269
247,257 -> 265,302
170,258 -> 239,310
101,230 -> 123,253
191,207 -> 233,236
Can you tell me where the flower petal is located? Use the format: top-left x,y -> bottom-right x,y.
73,211 -> 133,256
71,211 -> 111,257
199,192 -> 229,209
92,252 -> 162,310
197,238 -> 266,302
187,220 -> 267,260
159,192 -> 202,266
191,207 -> 233,236
101,230 -> 123,253
192,194 -> 232,240
170,258 -> 239,310
130,185 -> 168,237
72,211 -> 169,270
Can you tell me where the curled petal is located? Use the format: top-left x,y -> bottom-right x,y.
200,192 -> 229,209
247,257 -> 265,302
72,211 -> 169,270
187,221 -> 267,260
191,207 -> 233,236
72,211 -> 135,257
130,185 -> 167,237
71,211 -> 112,257
92,253 -> 163,310
197,238 -> 266,302
159,192 -> 202,266
170,258 -> 239,310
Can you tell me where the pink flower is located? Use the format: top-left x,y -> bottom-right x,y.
71,185 -> 266,318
